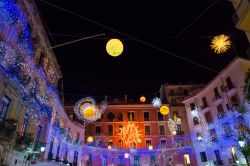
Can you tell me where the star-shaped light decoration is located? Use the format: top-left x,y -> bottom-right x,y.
210,34 -> 231,54
118,122 -> 142,147
152,97 -> 162,108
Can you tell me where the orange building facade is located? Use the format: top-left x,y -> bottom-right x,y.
65,84 -> 202,165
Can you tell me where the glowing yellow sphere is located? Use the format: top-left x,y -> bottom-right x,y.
172,130 -> 177,135
210,34 -> 231,54
83,107 -> 96,118
140,96 -> 146,103
160,105 -> 170,115
148,145 -> 153,150
87,136 -> 94,143
108,145 -> 112,149
106,39 -> 124,57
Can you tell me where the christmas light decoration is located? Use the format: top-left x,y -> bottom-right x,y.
152,97 -> 162,107
106,39 -> 124,57
118,122 -> 142,147
168,119 -> 177,133
140,96 -> 146,103
160,105 -> 169,115
74,97 -> 107,122
210,34 -> 231,54
87,136 -> 94,143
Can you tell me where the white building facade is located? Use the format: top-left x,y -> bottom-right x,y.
183,57 -> 250,166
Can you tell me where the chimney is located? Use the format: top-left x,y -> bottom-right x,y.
125,95 -> 127,103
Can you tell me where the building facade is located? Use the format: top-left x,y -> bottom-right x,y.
0,0 -> 84,165
65,84 -> 202,166
231,0 -> 250,55
183,57 -> 250,166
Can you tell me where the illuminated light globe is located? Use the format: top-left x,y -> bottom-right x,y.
152,97 -> 162,107
160,105 -> 169,115
106,38 -> 124,57
140,96 -> 146,103
107,145 -> 112,149
148,145 -> 153,150
210,34 -> 231,54
87,136 -> 94,143
124,153 -> 130,158
119,122 -> 142,147
74,97 -> 107,123
172,130 -> 177,135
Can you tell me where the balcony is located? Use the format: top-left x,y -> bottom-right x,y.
224,85 -> 237,97
233,0 -> 250,32
213,160 -> 223,166
213,95 -> 223,104
199,105 -> 209,111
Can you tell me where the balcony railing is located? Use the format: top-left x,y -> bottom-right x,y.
0,119 -> 17,141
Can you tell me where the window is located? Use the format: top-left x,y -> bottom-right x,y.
176,139 -> 183,147
217,104 -> 225,118
0,95 -> 11,120
222,123 -> 232,137
107,112 -> 115,122
200,152 -> 207,162
118,125 -> 123,134
209,128 -> 217,143
118,140 -> 123,149
171,98 -> 177,105
184,89 -> 188,96
96,126 -> 101,136
76,132 -> 80,141
226,77 -> 233,90
184,154 -> 191,165
214,87 -> 220,98
160,140 -> 167,148
128,112 -> 135,121
134,156 -> 140,166
108,125 -> 113,136
202,97 -> 208,108
204,111 -> 213,124
145,125 -> 150,135
69,113 -> 74,120
215,150 -> 222,165
193,117 -> 199,126
158,112 -> 164,121
108,140 -> 113,146
118,155 -> 123,166
146,140 -> 151,148
169,90 -> 174,96
144,112 -> 150,121
117,112 -> 123,121
231,95 -> 240,106
190,103 -> 196,110
159,125 -> 165,135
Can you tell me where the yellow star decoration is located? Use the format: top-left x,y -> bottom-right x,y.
119,122 -> 142,147
210,34 -> 231,54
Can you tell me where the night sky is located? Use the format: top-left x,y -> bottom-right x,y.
35,0 -> 249,101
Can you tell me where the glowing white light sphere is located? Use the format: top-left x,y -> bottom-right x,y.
106,38 -> 124,57
148,145 -> 153,150
124,153 -> 130,158
108,145 -> 112,149
152,97 -> 162,107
